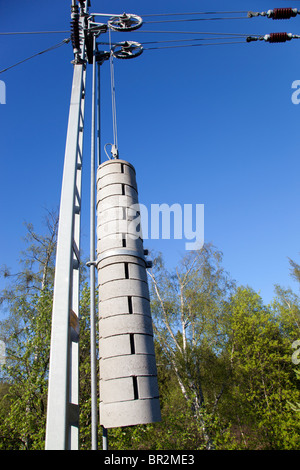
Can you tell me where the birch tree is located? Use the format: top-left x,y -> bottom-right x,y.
148,244 -> 235,449
0,211 -> 58,449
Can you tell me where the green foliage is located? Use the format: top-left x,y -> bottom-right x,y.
78,282 -> 100,450
0,216 -> 300,450
225,287 -> 300,449
0,289 -> 52,449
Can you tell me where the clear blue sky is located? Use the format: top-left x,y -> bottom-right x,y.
1,0 -> 300,309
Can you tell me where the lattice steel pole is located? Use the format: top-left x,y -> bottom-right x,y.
45,0 -> 88,450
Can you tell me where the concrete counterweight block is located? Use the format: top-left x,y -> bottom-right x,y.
96,159 -> 161,429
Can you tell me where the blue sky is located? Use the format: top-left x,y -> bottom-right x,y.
1,0 -> 300,309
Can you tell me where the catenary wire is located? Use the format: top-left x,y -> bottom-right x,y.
0,31 -> 70,35
0,6 -> 281,75
141,11 -> 249,17
131,30 -> 256,37
0,11 -> 251,36
143,40 -> 246,50
98,36 -> 250,46
0,38 -> 70,74
0,29 -> 258,39
143,16 -> 249,24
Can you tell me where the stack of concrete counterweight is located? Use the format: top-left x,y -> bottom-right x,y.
96,158 -> 161,428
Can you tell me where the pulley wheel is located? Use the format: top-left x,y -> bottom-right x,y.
112,41 -> 143,59
108,13 -> 143,32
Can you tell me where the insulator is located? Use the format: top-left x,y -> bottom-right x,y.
70,17 -> 80,50
272,8 -> 297,19
96,159 -> 161,429
268,32 -> 291,43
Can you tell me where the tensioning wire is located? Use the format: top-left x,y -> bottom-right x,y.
143,40 -> 246,51
0,29 -> 256,38
143,16 -> 249,24
131,30 -> 255,37
98,36 -> 249,47
141,11 -> 249,17
0,31 -> 70,35
0,38 -> 70,74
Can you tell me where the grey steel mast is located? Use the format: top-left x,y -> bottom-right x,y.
45,0 -> 89,450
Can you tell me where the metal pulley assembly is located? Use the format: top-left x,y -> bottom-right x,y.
112,41 -> 143,59
108,13 -> 143,31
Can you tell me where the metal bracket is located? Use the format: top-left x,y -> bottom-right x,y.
95,50 -> 110,64
86,260 -> 97,267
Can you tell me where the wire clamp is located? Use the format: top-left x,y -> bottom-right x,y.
104,143 -> 119,159
86,260 -> 97,267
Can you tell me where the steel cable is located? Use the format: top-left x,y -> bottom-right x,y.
0,30 -> 70,35
131,29 -> 256,36
0,37 -> 70,74
98,36 -> 249,46
141,11 -> 249,17
143,40 -> 246,51
143,17 -> 249,24
109,27 -> 118,152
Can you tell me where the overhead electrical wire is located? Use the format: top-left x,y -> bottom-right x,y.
98,36 -> 250,46
118,29 -> 255,50
0,31 -> 70,35
0,10 -> 252,37
0,37 -> 70,74
142,40 -> 246,51
2,6 -> 299,73
143,16 -> 249,24
130,29 -> 255,37
141,11 -> 249,17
